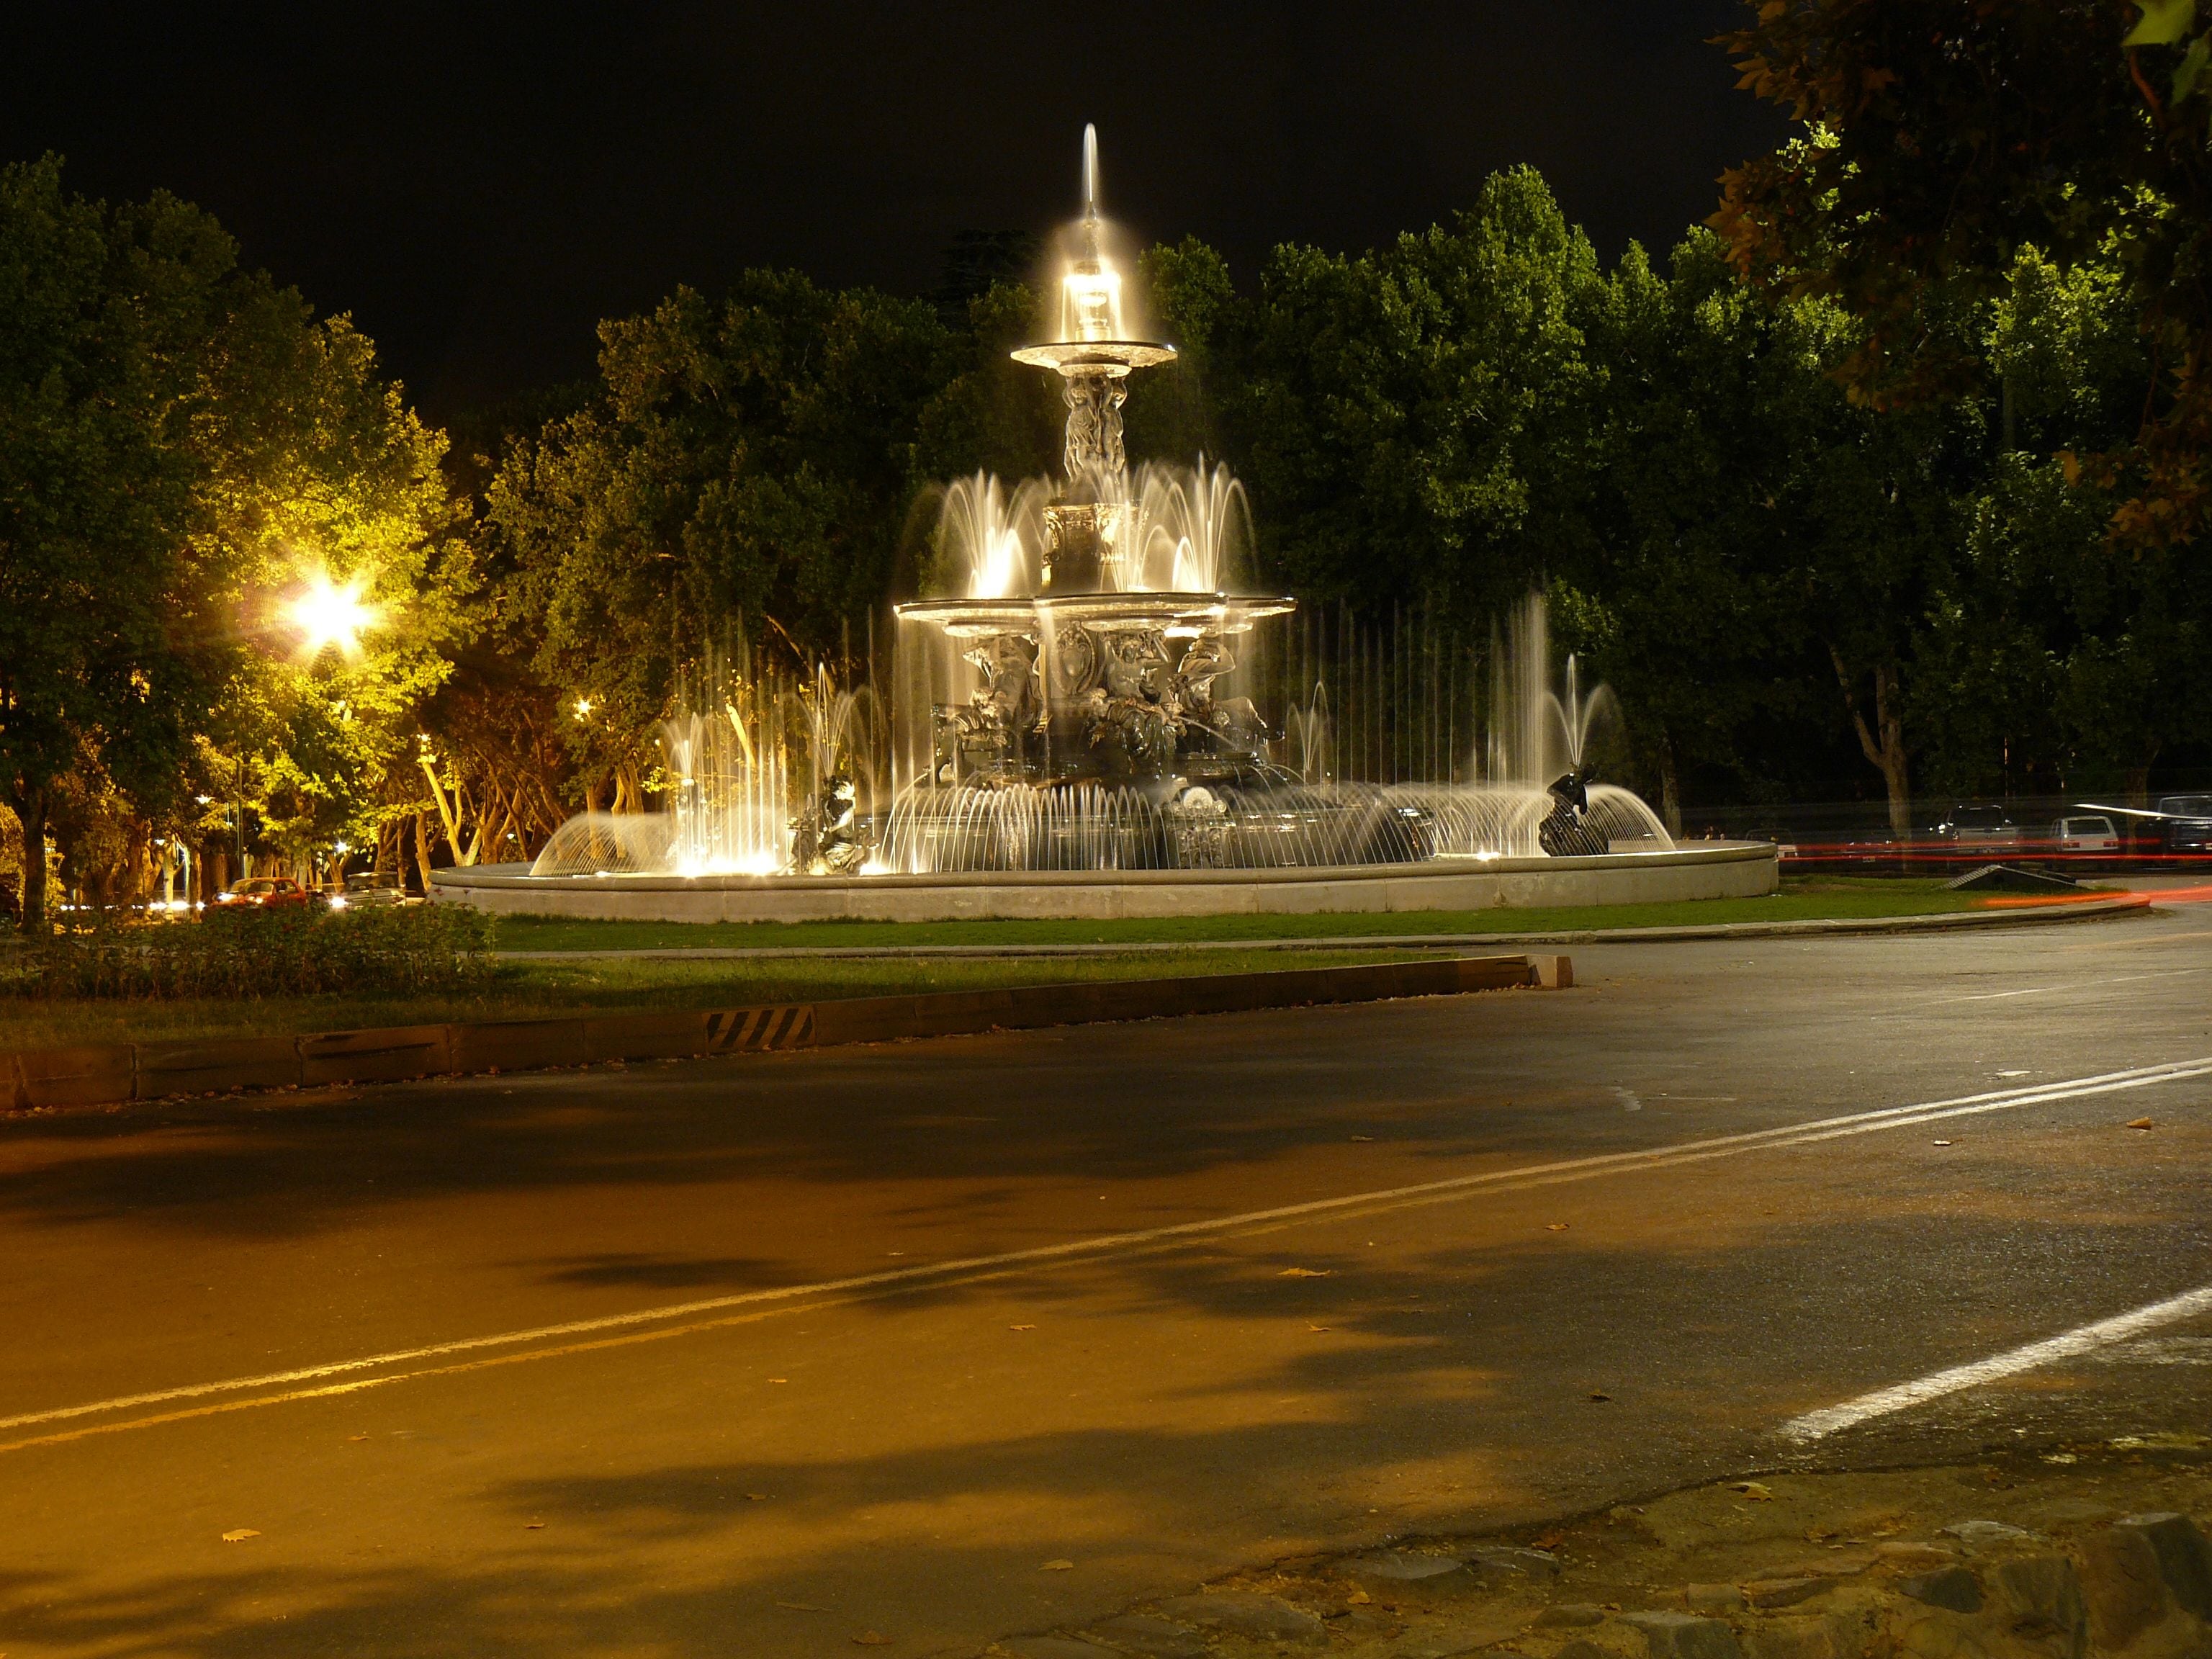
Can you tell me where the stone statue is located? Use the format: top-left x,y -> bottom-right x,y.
1537,768 -> 1609,858
938,632 -> 1038,777
1084,629 -> 1177,775
792,773 -> 872,874
1169,632 -> 1265,750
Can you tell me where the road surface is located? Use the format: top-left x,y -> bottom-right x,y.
1,891 -> 2206,1655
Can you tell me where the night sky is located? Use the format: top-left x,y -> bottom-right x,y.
9,2 -> 1784,423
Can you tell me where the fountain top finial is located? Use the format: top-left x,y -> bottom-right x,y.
1010,125 -> 1177,378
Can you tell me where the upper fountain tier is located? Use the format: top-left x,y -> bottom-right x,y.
1008,124 -> 1175,497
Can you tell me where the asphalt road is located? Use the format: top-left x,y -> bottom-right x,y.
1,891 -> 2208,1657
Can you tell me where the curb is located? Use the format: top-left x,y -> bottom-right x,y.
1,953 -> 1565,1115
490,893 -> 2154,962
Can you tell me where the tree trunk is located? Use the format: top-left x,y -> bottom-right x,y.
1831,647 -> 1914,849
2124,760 -> 2155,812
14,784 -> 48,936
413,811 -> 436,894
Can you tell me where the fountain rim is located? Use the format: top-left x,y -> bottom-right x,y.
439,840 -> 1771,896
1009,340 -> 1177,374
895,592 -> 1295,634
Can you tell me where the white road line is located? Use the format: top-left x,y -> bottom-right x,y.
1781,1283 -> 2212,1442
5,1055 -> 2208,1437
1933,966 -> 2210,1004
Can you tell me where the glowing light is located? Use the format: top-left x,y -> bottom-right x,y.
574,698 -> 594,718
327,894 -> 349,911
1061,266 -> 1123,342
286,572 -> 377,658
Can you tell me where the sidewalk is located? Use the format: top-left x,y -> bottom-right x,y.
991,1441 -> 2212,1659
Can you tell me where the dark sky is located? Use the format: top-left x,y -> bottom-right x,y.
8,2 -> 1784,423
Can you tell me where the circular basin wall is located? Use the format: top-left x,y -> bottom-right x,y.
430,841 -> 1777,924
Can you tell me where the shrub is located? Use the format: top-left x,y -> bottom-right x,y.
6,904 -> 496,1000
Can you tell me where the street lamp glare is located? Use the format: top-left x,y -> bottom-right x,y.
287,572 -> 377,658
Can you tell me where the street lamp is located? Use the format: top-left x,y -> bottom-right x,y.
285,571 -> 377,659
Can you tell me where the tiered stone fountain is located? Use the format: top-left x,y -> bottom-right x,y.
436,130 -> 1776,922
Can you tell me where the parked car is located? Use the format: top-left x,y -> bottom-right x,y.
329,874 -> 410,909
2157,795 -> 2212,860
1935,804 -> 2023,862
2046,814 -> 2120,868
210,876 -> 313,912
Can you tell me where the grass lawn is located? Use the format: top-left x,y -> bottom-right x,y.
489,875 -> 2004,954
0,945 -> 1434,1053
0,876 -> 2108,1055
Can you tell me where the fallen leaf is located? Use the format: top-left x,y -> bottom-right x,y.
1040,1558 -> 1074,1570
1732,1481 -> 1776,1501
220,1529 -> 260,1543
346,1434 -> 369,1442
1346,1589 -> 1372,1606
1932,1140 -> 1953,1147
1545,1223 -> 1570,1231
2126,1117 -> 2154,1130
1531,1529 -> 1567,1550
1588,1392 -> 1613,1403
1349,1135 -> 1375,1142
768,1378 -> 788,1384
746,1493 -> 770,1501
1279,1267 -> 1333,1278
1009,1323 -> 1036,1331
853,1633 -> 894,1647
523,1520 -> 546,1530
777,1601 -> 828,1612
1308,1323 -> 1333,1332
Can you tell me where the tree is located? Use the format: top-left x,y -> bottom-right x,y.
1570,232 -> 1846,825
1713,0 -> 2212,546
0,158 -> 472,927
490,271 -> 956,770
0,158 -> 225,932
1223,167 -> 1608,623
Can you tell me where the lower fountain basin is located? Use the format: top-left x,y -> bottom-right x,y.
430,841 -> 1776,925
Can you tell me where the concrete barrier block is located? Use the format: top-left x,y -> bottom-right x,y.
9,1044 -> 137,1110
582,1011 -> 715,1061
700,1005 -> 816,1053
1529,954 -> 1573,989
135,1035 -> 301,1101
447,1017 -> 595,1074
298,1025 -> 454,1087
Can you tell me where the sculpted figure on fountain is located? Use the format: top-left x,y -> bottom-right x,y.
1166,632 -> 1267,753
791,772 -> 873,874
1083,629 -> 1178,775
937,633 -> 1039,779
